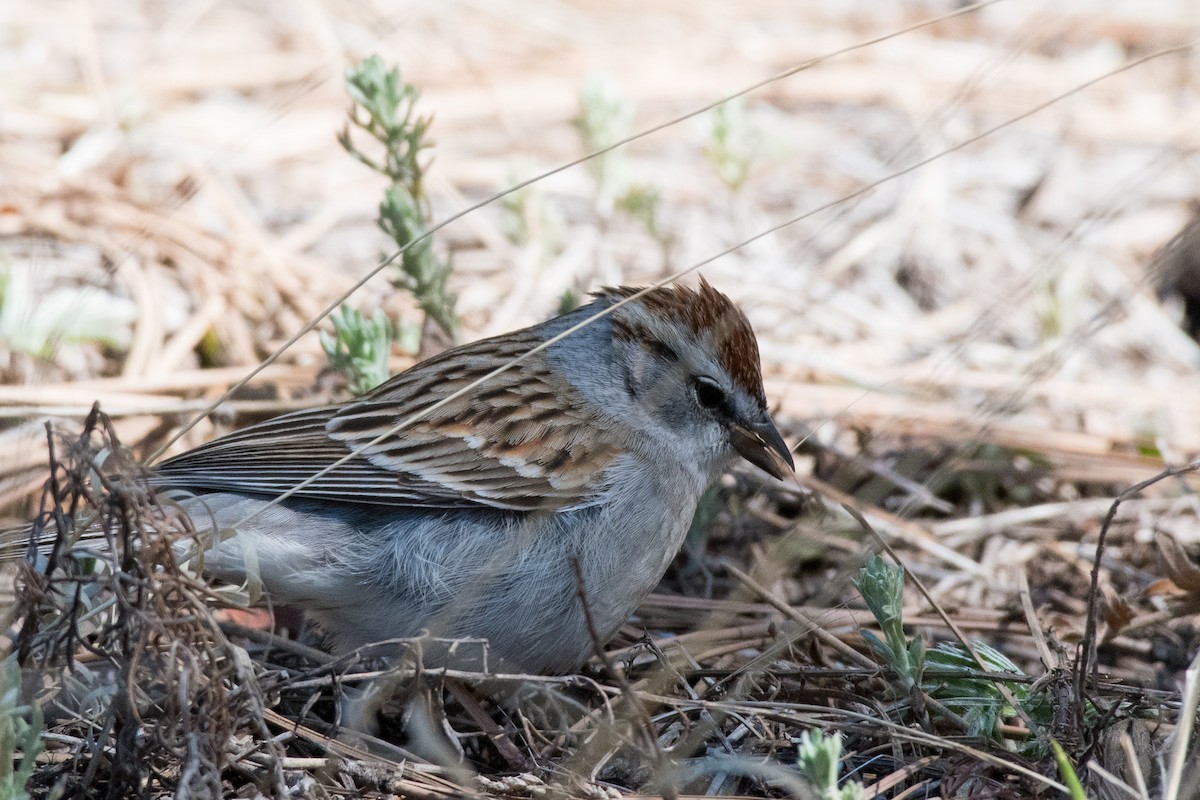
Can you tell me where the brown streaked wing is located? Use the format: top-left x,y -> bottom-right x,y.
154,332 -> 620,511
326,331 -> 620,509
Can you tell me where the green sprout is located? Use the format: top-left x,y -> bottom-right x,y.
0,660 -> 42,800
319,305 -> 394,397
556,289 -> 580,316
340,55 -> 458,345
617,184 -> 674,267
854,554 -> 924,693
795,730 -> 866,800
0,262 -> 136,361
704,96 -> 757,194
378,184 -> 458,341
340,54 -> 431,189
573,75 -> 674,269
1050,740 -> 1087,800
924,641 -> 1049,741
499,168 -> 563,254
573,73 -> 634,217
855,556 -> 1053,743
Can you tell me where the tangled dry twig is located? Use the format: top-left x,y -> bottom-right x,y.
14,405 -> 281,799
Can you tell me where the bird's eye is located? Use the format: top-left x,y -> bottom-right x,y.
692,376 -> 726,410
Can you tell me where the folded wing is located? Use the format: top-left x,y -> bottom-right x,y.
154,332 -> 620,512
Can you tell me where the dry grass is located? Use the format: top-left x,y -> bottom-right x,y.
3,0 -> 1200,797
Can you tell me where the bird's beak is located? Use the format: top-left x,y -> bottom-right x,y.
730,416 -> 795,481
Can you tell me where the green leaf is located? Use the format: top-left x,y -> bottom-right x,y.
1050,740 -> 1086,800
320,304 -> 394,396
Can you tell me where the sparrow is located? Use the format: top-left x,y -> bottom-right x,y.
147,281 -> 795,673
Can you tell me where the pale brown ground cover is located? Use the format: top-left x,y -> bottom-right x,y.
2,1 -> 1200,797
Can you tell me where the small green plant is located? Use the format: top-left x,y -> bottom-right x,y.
0,262 -> 136,361
1050,740 -> 1087,800
0,660 -> 42,800
615,185 -> 662,236
319,305 -> 393,396
617,184 -> 674,267
573,73 -> 634,217
572,75 -> 674,268
795,729 -> 866,800
703,96 -> 757,194
499,169 -> 563,253
340,55 -> 458,344
341,55 -> 430,188
855,556 -> 1053,743
924,640 -> 1050,741
556,289 -> 580,316
854,554 -> 924,693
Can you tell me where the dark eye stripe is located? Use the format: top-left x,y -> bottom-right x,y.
647,339 -> 678,363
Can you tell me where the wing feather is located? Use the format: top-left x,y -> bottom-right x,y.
154,331 -> 620,511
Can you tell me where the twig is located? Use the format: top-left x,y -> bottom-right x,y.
444,677 -> 532,772
1017,565 -> 1058,670
722,560 -> 877,670
569,556 -> 675,799
1076,462 -> 1200,710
